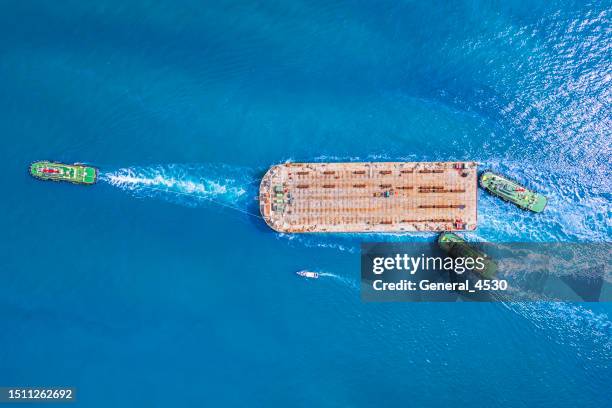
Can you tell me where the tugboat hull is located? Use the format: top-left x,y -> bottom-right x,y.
438,232 -> 497,279
29,161 -> 98,185
479,172 -> 547,213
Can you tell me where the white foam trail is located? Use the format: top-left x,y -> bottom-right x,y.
317,272 -> 359,290
276,233 -> 359,253
105,171 -> 244,197
492,284 -> 612,365
501,300 -> 612,366
101,164 -> 256,212
473,158 -> 611,243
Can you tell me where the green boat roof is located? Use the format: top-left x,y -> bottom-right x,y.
30,161 -> 97,184
438,232 -> 464,244
437,232 -> 497,278
480,171 -> 547,213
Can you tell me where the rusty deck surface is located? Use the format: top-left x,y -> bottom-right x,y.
259,162 -> 478,233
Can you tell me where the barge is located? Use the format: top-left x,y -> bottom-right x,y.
259,162 -> 478,233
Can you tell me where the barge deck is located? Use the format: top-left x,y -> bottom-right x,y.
259,162 -> 478,233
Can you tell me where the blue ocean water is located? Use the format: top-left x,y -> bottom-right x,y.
1,0 -> 611,406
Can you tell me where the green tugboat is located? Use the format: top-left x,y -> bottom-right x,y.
438,232 -> 497,278
480,171 -> 547,213
29,161 -> 98,185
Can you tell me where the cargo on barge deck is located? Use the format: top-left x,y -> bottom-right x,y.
259,162 -> 478,233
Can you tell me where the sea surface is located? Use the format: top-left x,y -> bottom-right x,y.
1,1 -> 611,407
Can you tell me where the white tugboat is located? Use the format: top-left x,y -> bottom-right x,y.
296,270 -> 319,279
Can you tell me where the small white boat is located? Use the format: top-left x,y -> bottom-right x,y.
296,270 -> 319,279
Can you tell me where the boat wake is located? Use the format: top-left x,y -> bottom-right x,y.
471,158 -> 611,243
317,272 -> 359,290
500,300 -> 612,367
101,164 -> 259,215
98,156 -> 608,245
99,162 -> 610,365
277,233 -> 359,253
